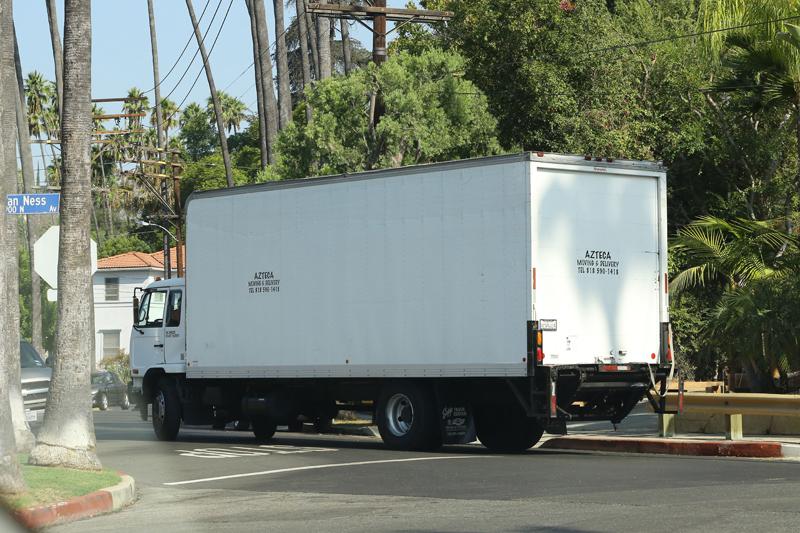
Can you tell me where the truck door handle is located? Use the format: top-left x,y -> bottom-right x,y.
154,344 -> 164,348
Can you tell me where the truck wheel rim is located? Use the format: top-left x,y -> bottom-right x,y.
155,391 -> 166,425
386,393 -> 414,437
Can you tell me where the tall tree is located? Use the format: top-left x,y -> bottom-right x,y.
246,0 -> 268,168
340,17 -> 352,75
295,0 -> 313,121
147,0 -> 165,149
316,0 -> 331,79
274,0 -> 292,128
45,0 -> 63,116
29,0 -> 102,470
1,6 -> 35,454
303,0 -> 319,79
252,0 -> 279,163
186,0 -> 233,187
13,25 -> 43,355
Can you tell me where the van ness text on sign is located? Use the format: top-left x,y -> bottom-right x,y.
6,193 -> 60,215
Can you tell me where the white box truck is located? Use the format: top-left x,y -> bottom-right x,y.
130,153 -> 673,452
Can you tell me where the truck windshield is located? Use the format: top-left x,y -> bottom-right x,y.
136,290 -> 167,328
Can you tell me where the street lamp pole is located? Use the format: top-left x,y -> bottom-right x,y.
137,221 -> 177,278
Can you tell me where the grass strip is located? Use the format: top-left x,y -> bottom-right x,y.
3,456 -> 121,510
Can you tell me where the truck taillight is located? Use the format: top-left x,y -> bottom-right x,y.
537,348 -> 544,362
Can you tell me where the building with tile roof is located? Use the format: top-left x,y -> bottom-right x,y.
93,248 -> 183,365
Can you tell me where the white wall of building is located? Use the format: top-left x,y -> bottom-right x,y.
93,269 -> 160,365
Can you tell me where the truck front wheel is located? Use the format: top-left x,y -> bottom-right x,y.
252,417 -> 277,442
475,407 -> 543,453
376,382 -> 440,451
152,378 -> 181,441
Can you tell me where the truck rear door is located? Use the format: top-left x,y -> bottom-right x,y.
531,162 -> 665,367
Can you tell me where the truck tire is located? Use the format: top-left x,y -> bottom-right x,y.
475,407 -> 543,453
376,382 -> 440,451
252,417 -> 277,442
152,378 -> 181,441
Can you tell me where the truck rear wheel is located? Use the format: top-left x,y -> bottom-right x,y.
475,407 -> 543,453
377,382 -> 440,451
152,378 -> 181,441
252,417 -> 277,442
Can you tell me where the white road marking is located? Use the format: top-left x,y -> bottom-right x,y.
175,444 -> 338,459
165,455 -> 492,486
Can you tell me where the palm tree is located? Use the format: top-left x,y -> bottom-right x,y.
209,92 -> 248,134
29,0 -> 103,470
671,216 -> 800,390
0,0 -> 32,490
247,0 -> 269,169
249,0 -> 279,163
316,0 -> 332,79
294,0 -> 313,122
45,0 -> 64,116
274,0 -> 292,128
13,23 -> 44,356
122,87 -> 149,131
186,0 -> 233,187
160,98 -> 180,145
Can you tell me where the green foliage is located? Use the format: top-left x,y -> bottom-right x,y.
179,103 -> 218,161
671,216 -> 800,389
18,234 -> 57,356
275,49 -> 501,179
100,351 -> 131,385
180,152 -> 250,201
98,234 -> 154,258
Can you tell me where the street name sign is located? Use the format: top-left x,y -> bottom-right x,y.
6,193 -> 60,214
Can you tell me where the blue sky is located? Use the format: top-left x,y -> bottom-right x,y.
15,0 -> 406,117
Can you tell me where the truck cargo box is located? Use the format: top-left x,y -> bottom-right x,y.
184,153 -> 667,379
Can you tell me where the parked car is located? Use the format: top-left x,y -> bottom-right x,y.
91,370 -> 131,410
20,341 -> 51,423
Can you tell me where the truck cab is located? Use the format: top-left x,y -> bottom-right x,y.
130,278 -> 186,407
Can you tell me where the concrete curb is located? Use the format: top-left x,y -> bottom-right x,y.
13,474 -> 135,530
330,423 -> 380,438
540,436 -> 785,458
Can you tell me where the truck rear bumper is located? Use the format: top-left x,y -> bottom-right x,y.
548,364 -> 670,424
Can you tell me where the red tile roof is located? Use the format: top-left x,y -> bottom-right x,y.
98,247 -> 185,270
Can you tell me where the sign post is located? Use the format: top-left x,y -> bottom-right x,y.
6,193 -> 60,215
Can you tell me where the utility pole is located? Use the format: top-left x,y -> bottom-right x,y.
307,3 -> 451,67
147,0 -> 170,279
307,3 -> 452,124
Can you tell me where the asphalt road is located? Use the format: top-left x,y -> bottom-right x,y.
49,407 -> 800,533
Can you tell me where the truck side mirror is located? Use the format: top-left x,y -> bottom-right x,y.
133,296 -> 140,322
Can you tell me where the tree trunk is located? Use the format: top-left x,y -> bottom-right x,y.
246,0 -> 268,168
304,0 -> 319,79
253,0 -> 279,163
330,17 -> 336,75
1,1 -> 35,478
13,23 -> 43,355
341,18 -> 352,75
29,0 -> 102,471
45,0 -> 64,117
147,0 -> 165,149
186,0 -> 233,187
1,5 -> 35,455
274,0 -> 291,129
316,0 -> 331,79
296,0 -> 313,122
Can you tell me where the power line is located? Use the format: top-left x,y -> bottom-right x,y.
144,0 -> 213,95
220,24 -> 292,93
576,14 -> 800,57
170,0 -> 237,118
161,0 -> 227,102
